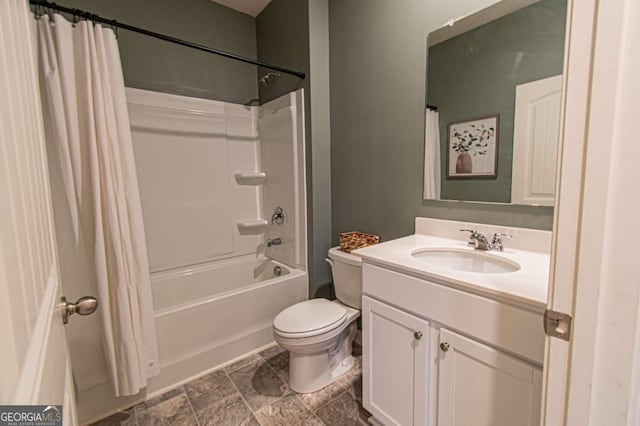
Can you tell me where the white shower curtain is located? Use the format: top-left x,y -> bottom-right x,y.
37,14 -> 159,396
423,109 -> 441,199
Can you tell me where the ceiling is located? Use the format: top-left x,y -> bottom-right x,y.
210,0 -> 272,17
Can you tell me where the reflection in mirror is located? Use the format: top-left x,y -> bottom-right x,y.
423,0 -> 567,206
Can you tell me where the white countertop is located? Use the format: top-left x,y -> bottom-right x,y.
354,233 -> 550,310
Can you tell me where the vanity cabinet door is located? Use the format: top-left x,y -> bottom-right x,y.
437,328 -> 542,426
363,296 -> 429,426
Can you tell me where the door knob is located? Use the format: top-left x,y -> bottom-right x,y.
414,331 -> 423,340
61,296 -> 99,324
440,342 -> 450,352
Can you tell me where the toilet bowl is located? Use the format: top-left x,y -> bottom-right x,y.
273,247 -> 363,393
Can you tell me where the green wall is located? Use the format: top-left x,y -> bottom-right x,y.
308,0 -> 334,298
56,0 -> 258,104
428,0 -> 567,203
330,0 -> 556,246
257,0 -> 334,298
256,0 -> 310,104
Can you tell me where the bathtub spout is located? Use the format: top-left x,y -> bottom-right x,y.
266,237 -> 282,247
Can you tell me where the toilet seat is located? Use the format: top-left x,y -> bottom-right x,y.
273,299 -> 348,339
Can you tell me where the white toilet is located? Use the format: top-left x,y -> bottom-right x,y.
273,246 -> 362,393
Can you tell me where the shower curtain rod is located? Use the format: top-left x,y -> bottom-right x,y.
29,0 -> 306,80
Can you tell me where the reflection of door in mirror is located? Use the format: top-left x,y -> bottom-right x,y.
511,75 -> 562,206
423,0 -> 567,206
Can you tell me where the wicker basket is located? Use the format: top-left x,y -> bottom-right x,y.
339,231 -> 380,253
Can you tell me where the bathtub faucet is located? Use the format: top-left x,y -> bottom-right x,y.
267,238 -> 282,248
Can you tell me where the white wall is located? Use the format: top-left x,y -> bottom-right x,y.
128,89 -> 263,272
260,90 -> 307,270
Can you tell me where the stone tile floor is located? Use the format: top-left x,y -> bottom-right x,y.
93,343 -> 370,426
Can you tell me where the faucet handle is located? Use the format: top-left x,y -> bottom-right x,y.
492,232 -> 515,241
460,229 -> 479,248
491,233 -> 515,251
271,207 -> 285,225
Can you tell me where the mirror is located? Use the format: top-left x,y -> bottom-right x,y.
423,0 -> 568,206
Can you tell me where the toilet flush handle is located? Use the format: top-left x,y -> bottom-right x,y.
325,258 -> 334,271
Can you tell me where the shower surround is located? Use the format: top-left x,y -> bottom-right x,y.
75,88 -> 307,423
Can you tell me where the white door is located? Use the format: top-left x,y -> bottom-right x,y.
362,296 -> 429,426
511,75 -> 562,206
0,2 -> 82,424
541,0 -> 640,424
438,329 -> 542,426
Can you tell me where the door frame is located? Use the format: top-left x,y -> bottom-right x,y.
542,0 -> 640,424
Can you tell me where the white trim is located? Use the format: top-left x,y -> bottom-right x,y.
540,0 -> 597,422
294,89 -> 308,271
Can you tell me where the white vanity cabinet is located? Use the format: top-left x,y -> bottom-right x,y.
362,296 -> 430,426
361,262 -> 545,426
438,328 -> 542,426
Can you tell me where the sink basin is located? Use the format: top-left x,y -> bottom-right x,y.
411,248 -> 521,274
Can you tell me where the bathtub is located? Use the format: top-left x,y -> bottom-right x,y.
149,255 -> 307,391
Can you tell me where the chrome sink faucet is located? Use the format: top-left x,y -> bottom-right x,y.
460,229 -> 514,251
461,229 -> 491,250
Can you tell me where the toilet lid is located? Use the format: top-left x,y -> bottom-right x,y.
273,299 -> 347,335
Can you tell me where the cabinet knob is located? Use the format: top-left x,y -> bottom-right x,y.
414,331 -> 423,340
440,342 -> 450,352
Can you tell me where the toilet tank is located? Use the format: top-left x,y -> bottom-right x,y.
327,246 -> 362,309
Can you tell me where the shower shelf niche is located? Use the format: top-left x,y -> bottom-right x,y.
237,219 -> 269,234
234,172 -> 266,185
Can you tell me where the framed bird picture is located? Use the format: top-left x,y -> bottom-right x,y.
447,115 -> 499,179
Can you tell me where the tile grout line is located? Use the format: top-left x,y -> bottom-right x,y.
309,387 -> 351,416
258,348 -> 291,387
183,353 -> 264,424
223,368 -> 264,425
247,350 -> 317,424
300,354 -> 362,415
181,387 -> 202,426
254,350 -> 300,413
258,349 -> 352,425
93,346 -> 362,425
258,346 -> 364,423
